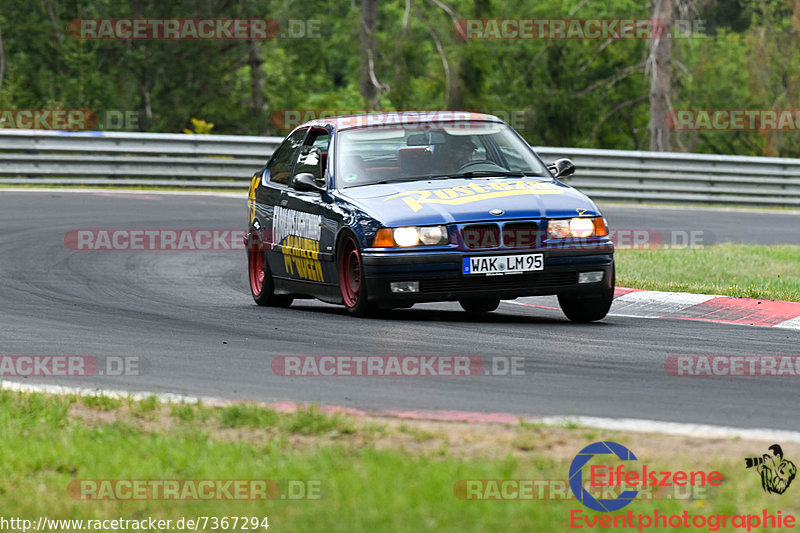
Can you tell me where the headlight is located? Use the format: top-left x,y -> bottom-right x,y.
548,220 -> 571,239
547,217 -> 608,239
393,227 -> 420,247
569,217 -> 594,238
371,226 -> 449,247
418,226 -> 446,245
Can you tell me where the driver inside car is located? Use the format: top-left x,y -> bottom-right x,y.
440,136 -> 477,173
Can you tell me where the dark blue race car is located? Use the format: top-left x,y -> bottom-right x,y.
246,112 -> 614,321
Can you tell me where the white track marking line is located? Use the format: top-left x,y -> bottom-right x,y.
0,380 -> 230,406
775,316 -> 800,330
3,379 -> 798,442
609,291 -> 721,319
612,290 -> 719,306
507,290 -> 721,320
537,416 -> 800,444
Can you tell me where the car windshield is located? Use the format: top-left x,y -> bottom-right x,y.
335,120 -> 549,188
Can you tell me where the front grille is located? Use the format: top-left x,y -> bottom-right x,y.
461,224 -> 501,250
501,222 -> 541,249
419,271 -> 578,294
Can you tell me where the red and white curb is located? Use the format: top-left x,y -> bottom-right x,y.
512,288 -> 800,330
4,380 -> 800,443
613,288 -> 800,329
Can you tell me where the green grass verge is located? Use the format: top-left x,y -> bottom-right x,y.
0,390 -> 795,532
616,244 -> 800,301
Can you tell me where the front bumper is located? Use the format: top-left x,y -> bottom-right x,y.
362,245 -> 614,304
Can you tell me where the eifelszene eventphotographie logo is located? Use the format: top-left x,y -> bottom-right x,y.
569,441 -> 722,513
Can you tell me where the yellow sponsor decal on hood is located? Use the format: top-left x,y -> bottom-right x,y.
385,180 -> 563,212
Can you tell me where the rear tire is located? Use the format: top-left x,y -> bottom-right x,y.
248,233 -> 293,307
557,266 -> 614,322
459,298 -> 500,314
337,233 -> 376,317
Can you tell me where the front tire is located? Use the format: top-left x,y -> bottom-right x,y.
248,234 -> 293,307
557,266 -> 614,322
337,233 -> 375,317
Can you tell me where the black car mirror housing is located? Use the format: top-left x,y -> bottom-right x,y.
548,158 -> 575,179
292,172 -> 325,192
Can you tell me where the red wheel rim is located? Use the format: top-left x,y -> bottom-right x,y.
249,244 -> 265,297
339,237 -> 361,307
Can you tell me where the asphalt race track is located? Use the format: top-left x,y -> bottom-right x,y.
603,203 -> 800,246
1,191 -> 798,429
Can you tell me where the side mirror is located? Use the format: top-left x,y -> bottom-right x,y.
548,158 -> 575,179
292,172 -> 325,193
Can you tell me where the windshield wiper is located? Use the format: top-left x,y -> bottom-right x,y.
448,171 -> 546,178
374,174 -> 452,184
372,171 -> 546,185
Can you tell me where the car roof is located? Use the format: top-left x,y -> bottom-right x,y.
299,111 -> 505,132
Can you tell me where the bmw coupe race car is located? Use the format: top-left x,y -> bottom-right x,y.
246,111 -> 614,321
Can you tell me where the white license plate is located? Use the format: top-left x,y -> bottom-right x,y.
462,253 -> 543,275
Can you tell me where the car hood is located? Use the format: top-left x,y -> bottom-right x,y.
338,177 -> 601,226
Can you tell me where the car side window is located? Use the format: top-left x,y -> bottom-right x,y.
293,129 -> 330,183
268,128 -> 307,185
311,133 -> 330,151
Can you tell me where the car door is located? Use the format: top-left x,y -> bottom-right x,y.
255,127 -> 308,280
279,127 -> 337,286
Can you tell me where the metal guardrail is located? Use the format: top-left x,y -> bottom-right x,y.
0,130 -> 282,188
1,130 -> 800,207
537,147 -> 800,207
